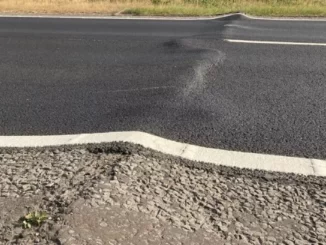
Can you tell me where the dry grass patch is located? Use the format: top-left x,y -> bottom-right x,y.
0,0 -> 145,15
0,0 -> 326,16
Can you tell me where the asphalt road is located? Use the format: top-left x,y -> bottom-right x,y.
1,14 -> 326,159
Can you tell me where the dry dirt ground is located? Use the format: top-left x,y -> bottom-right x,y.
0,143 -> 325,245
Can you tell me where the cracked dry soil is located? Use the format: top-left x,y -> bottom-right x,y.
0,143 -> 325,245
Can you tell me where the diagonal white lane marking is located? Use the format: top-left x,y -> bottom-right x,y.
225,39 -> 326,46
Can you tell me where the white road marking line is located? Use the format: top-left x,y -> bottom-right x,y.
225,39 -> 326,46
243,13 -> 326,21
1,13 -> 326,22
0,131 -> 326,176
0,13 -> 235,21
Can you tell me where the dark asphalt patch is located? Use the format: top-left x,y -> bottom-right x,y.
0,17 -> 326,159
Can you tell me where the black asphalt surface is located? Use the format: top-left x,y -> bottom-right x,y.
1,14 -> 326,158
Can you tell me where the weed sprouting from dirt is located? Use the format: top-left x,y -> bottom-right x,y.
21,211 -> 48,229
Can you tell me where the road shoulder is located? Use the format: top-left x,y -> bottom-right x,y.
0,143 -> 325,244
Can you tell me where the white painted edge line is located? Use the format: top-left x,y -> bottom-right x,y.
242,13 -> 326,21
0,12 -> 235,21
0,12 -> 326,21
225,39 -> 326,46
0,131 -> 325,177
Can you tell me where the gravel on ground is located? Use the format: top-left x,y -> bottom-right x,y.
0,143 -> 325,244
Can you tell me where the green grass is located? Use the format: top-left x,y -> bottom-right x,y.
124,0 -> 326,17
124,6 -> 227,16
244,5 -> 326,17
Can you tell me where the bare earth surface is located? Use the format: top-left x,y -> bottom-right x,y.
0,143 -> 325,245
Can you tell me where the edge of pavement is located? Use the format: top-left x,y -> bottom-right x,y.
0,12 -> 326,21
0,131 -> 325,177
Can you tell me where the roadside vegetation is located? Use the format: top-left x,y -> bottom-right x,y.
21,211 -> 48,229
0,0 -> 326,17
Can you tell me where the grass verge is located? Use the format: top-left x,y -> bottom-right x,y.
0,0 -> 326,17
